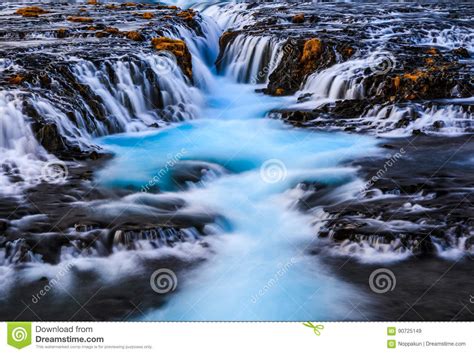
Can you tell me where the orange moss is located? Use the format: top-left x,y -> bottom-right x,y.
105,27 -> 120,34
56,28 -> 68,38
403,71 -> 427,82
15,6 -> 48,17
105,4 -> 118,10
67,16 -> 94,23
275,88 -> 285,96
87,0 -> 98,5
300,38 -> 322,64
86,26 -> 97,31
142,12 -> 154,19
292,13 -> 305,24
341,46 -> 354,58
8,75 -> 25,85
392,76 -> 401,90
152,37 -> 186,56
425,47 -> 440,55
95,31 -> 108,38
122,2 -> 137,7
151,37 -> 192,78
125,31 -> 144,41
425,58 -> 435,66
177,9 -> 195,21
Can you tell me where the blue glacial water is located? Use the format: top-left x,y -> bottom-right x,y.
96,74 -> 380,320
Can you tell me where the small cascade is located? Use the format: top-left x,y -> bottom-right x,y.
328,235 -> 412,264
72,54 -> 203,129
416,27 -> 474,51
0,91 -> 52,194
201,2 -> 254,30
162,19 -> 221,91
363,102 -> 474,136
217,35 -> 285,84
2,239 -> 43,265
299,57 -> 371,103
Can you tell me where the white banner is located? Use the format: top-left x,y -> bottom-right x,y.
1,322 -> 473,353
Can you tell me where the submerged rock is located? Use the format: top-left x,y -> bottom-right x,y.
67,16 -> 94,23
15,6 -> 49,17
292,13 -> 305,24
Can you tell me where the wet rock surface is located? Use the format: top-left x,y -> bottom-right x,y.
217,1 -> 473,135
301,135 -> 474,260
0,1 -> 204,158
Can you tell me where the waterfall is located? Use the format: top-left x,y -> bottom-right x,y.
299,58 -> 368,102
201,2 -> 254,30
218,35 -> 285,84
72,54 -> 203,128
0,91 -> 52,194
365,102 -> 474,137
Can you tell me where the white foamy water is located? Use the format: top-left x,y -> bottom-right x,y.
96,67 -> 380,320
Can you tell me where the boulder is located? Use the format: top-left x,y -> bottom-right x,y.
292,13 -> 305,23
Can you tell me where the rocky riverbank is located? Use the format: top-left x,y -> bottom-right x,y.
216,1 -> 473,135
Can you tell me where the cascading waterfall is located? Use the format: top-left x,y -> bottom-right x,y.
72,54 -> 203,128
364,102 -> 474,136
201,2 -> 254,31
97,82 -> 380,321
298,58 -> 369,103
217,35 -> 286,84
0,91 -> 53,194
0,7 -> 224,194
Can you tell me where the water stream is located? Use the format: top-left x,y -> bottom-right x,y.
94,16 -> 380,319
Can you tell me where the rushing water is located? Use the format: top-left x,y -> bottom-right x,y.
0,0 -> 472,321
95,29 -> 380,318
